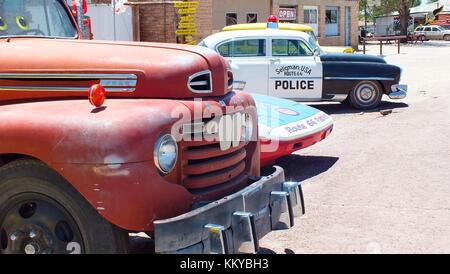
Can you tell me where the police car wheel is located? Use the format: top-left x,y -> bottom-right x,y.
349,81 -> 382,110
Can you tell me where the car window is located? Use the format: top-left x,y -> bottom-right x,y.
416,27 -> 423,31
424,27 -> 431,31
272,39 -> 313,57
217,39 -> 266,57
0,0 -> 77,38
431,27 -> 438,31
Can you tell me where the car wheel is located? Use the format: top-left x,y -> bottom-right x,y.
444,35 -> 450,41
419,35 -> 426,42
0,159 -> 130,254
348,81 -> 383,110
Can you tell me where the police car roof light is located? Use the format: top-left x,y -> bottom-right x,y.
268,15 -> 278,23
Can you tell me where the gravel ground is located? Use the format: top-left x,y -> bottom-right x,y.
131,41 -> 450,254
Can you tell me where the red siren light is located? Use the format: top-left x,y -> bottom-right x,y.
268,15 -> 278,23
88,84 -> 106,107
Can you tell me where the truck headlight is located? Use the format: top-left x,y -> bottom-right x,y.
154,134 -> 178,174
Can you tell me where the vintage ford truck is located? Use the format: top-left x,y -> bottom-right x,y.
0,0 -> 303,254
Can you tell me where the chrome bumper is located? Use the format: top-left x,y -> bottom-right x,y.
389,84 -> 408,99
154,166 -> 304,254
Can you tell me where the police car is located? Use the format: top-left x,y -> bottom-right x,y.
199,23 -> 407,110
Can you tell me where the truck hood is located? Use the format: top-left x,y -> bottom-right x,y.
320,53 -> 387,64
0,38 -> 231,102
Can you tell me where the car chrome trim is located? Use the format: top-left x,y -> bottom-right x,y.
0,73 -> 138,92
153,134 -> 178,175
327,94 -> 348,102
0,73 -> 138,79
154,166 -> 304,254
188,70 -> 213,94
324,76 -> 396,81
233,81 -> 246,91
99,79 -> 137,87
0,86 -> 135,92
389,84 -> 408,99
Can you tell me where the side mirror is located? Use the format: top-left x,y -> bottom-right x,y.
314,47 -> 320,57
313,47 -> 320,61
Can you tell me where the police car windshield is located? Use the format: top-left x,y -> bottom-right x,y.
0,0 -> 77,38
304,31 -> 322,54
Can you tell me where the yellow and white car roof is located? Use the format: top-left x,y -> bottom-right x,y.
222,22 -> 314,32
201,28 -> 314,50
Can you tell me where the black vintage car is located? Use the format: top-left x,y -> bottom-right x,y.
200,28 -> 407,110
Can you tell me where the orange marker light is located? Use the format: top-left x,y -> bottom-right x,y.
88,84 -> 106,107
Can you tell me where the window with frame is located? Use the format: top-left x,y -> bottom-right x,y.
226,13 -> 237,26
272,39 -> 313,57
217,39 -> 266,57
424,27 -> 431,31
304,9 -> 317,24
326,8 -> 338,24
325,7 -> 339,36
247,13 -> 257,23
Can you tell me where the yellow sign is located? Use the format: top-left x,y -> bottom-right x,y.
185,36 -> 194,42
180,15 -> 196,22
179,22 -> 197,29
174,1 -> 200,8
176,29 -> 199,35
185,41 -> 197,45
178,8 -> 197,15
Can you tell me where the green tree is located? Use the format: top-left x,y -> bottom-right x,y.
359,0 -> 386,25
372,0 -> 422,35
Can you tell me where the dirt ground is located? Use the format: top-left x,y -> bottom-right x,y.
131,40 -> 450,254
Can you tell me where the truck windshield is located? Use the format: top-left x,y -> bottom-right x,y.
0,0 -> 77,38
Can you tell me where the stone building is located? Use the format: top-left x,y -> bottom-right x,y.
87,0 -> 359,47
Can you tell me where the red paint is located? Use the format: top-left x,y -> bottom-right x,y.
260,125 -> 333,167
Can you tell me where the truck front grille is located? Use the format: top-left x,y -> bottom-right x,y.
181,134 -> 248,191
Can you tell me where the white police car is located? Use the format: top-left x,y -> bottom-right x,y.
199,24 -> 407,110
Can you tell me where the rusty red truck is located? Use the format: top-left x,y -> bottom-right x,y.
0,0 -> 303,254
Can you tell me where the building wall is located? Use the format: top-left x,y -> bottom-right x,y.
272,0 -> 359,47
130,0 -> 212,44
211,0 -> 271,33
87,0 -> 358,47
210,0 -> 359,47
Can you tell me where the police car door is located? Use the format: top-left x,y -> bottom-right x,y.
268,37 -> 323,100
217,38 -> 269,95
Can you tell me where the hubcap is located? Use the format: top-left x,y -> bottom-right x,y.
0,195 -> 84,254
356,84 -> 377,104
24,243 -> 38,254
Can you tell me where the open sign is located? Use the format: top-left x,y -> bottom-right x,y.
278,8 -> 297,21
